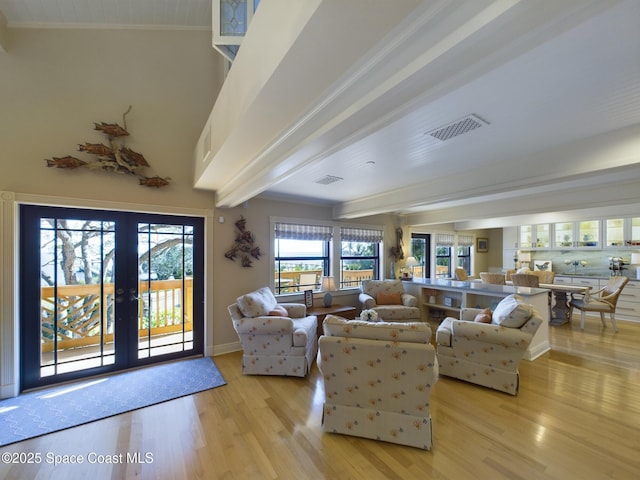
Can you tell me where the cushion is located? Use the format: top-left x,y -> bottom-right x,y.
377,291 -> 402,305
269,305 -> 289,316
323,315 -> 430,343
474,308 -> 492,323
491,294 -> 533,328
236,287 -> 278,317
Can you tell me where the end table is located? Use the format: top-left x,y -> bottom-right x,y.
308,304 -> 357,338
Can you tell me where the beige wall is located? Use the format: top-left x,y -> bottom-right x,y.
0,27 -> 221,208
211,197 -> 396,352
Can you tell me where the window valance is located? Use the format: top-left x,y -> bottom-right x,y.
458,235 -> 474,247
340,227 -> 383,243
436,233 -> 455,247
274,222 -> 333,241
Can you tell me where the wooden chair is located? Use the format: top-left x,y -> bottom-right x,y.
454,267 -> 468,280
480,272 -> 506,285
568,276 -> 629,332
511,273 -> 540,287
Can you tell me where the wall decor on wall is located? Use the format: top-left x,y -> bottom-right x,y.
224,216 -> 261,267
44,106 -> 171,188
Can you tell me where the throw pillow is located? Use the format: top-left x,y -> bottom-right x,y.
236,286 -> 278,317
268,305 -> 289,317
377,292 -> 402,305
492,294 -> 533,328
474,308 -> 492,323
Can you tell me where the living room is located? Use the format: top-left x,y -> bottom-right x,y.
0,1 -> 639,478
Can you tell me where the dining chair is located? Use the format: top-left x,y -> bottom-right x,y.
568,276 -> 629,332
511,273 -> 540,287
454,267 -> 468,281
479,272 -> 506,285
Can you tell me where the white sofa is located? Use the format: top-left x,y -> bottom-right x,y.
318,315 -> 438,450
436,294 -> 542,395
228,287 -> 317,377
359,279 -> 420,322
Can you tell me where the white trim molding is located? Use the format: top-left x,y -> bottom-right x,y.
0,192 -> 19,398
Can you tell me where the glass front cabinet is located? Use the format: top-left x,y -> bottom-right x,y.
518,224 -> 550,249
605,217 -> 640,247
519,218 -> 640,250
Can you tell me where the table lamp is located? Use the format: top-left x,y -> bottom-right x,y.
405,256 -> 418,278
321,276 -> 336,307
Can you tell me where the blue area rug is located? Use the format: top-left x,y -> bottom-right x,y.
0,357 -> 225,447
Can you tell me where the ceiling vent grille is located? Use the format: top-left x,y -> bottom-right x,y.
314,175 -> 344,185
426,114 -> 489,142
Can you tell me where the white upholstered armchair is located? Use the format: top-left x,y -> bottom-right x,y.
359,279 -> 420,321
318,315 -> 438,450
436,294 -> 542,395
228,287 -> 318,377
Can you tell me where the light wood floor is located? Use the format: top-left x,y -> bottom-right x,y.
1,318 -> 639,480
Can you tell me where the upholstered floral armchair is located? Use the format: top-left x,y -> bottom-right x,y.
359,279 -> 420,322
228,287 -> 318,377
318,315 -> 438,450
435,294 -> 542,395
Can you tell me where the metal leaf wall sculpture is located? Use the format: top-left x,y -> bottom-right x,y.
225,216 -> 261,267
45,106 -> 170,188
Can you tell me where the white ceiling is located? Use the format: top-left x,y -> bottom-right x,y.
194,0 -> 640,227
4,1 -> 639,228
0,0 -> 211,29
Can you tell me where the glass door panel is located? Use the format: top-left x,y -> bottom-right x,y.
39,218 -> 116,378
554,222 -> 574,247
518,225 -> 533,248
606,218 -> 625,246
535,224 -> 550,248
137,223 -> 195,359
577,220 -> 599,247
630,217 -> 640,245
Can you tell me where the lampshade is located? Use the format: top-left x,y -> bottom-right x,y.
405,256 -> 418,267
631,253 -> 640,265
519,252 -> 531,262
321,276 -> 336,292
321,276 -> 336,307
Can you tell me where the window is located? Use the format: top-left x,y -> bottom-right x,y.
273,222 -> 332,294
435,234 -> 455,278
340,227 -> 382,288
271,219 -> 383,295
410,234 -> 431,278
457,235 -> 474,274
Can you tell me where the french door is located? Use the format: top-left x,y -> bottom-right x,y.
20,205 -> 204,390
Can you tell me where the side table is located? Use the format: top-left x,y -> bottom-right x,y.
308,304 -> 357,338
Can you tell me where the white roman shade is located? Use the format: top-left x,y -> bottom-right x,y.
436,233 -> 455,247
458,235 -> 474,247
340,227 -> 383,243
274,222 -> 333,241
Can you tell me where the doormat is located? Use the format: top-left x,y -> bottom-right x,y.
0,356 -> 225,447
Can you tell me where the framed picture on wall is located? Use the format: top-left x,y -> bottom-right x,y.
476,238 -> 488,252
303,289 -> 313,308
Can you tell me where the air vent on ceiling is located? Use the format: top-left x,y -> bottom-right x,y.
314,175 -> 344,185
426,114 -> 489,142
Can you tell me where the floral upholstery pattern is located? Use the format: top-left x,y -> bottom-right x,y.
318,315 -> 438,450
229,288 -> 317,377
359,279 -> 420,322
435,295 -> 542,395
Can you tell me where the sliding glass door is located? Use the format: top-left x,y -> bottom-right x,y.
20,205 -> 204,390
